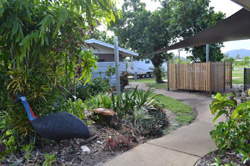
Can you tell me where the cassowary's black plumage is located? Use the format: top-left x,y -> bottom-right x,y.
18,95 -> 90,142
31,112 -> 90,142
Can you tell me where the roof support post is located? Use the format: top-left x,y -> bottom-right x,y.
206,44 -> 210,62
114,36 -> 121,95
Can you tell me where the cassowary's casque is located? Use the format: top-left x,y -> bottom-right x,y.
18,95 -> 90,142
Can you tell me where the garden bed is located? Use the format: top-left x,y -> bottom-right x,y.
1,108 -> 176,166
195,150 -> 246,166
1,79 -> 196,166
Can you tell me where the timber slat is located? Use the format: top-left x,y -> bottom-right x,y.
168,62 -> 232,92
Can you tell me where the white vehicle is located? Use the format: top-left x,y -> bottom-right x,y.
127,59 -> 168,78
127,59 -> 153,78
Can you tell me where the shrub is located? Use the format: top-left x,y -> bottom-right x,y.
86,87 -> 168,136
103,134 -> 131,151
42,153 -> 56,166
210,93 -> 250,164
132,106 -> 168,136
85,93 -> 113,109
86,87 -> 163,119
56,98 -> 88,119
76,77 -> 111,101
114,87 -> 163,118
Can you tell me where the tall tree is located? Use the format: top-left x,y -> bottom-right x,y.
109,0 -> 173,83
243,56 -> 250,66
88,29 -> 114,44
223,54 -> 235,63
236,54 -> 241,59
166,0 -> 225,62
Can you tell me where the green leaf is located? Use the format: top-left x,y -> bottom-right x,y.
97,0 -> 110,12
215,157 -> 221,163
213,110 -> 227,123
11,17 -> 19,38
85,1 -> 92,26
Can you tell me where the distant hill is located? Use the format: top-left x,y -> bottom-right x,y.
225,49 -> 250,58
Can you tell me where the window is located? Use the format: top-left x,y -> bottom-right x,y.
98,59 -> 105,62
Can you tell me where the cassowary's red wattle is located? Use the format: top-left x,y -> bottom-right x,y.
18,95 -> 90,142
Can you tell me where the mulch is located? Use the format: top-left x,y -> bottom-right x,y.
195,149 -> 248,166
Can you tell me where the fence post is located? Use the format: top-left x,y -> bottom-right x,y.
230,62 -> 233,88
167,63 -> 170,91
175,64 -> 178,89
224,61 -> 226,91
178,50 -> 181,89
244,68 -> 246,91
209,62 -> 212,94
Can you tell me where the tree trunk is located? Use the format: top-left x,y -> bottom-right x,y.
151,55 -> 164,83
154,66 -> 163,83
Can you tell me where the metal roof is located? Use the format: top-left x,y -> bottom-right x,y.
154,0 -> 250,54
85,38 -> 139,56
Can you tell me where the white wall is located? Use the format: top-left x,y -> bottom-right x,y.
92,62 -> 127,86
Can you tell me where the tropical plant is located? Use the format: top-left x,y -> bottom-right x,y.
210,93 -> 250,164
0,0 -> 118,156
76,77 -> 111,101
85,87 -> 168,136
211,157 -> 238,166
56,98 -> 92,125
42,153 -> 56,166
132,106 -> 168,136
103,134 -> 131,151
21,143 -> 34,162
86,93 -> 114,109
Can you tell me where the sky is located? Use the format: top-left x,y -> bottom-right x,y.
114,0 -> 250,57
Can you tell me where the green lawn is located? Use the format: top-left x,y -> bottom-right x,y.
149,83 -> 168,89
130,78 -> 156,84
130,77 -> 168,90
233,78 -> 243,84
154,94 -> 195,126
232,72 -> 243,77
232,70 -> 243,84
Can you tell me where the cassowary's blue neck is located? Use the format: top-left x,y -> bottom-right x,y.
20,97 -> 37,121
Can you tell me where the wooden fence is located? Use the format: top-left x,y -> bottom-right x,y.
167,62 -> 232,93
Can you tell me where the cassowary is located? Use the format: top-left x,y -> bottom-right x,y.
18,95 -> 90,142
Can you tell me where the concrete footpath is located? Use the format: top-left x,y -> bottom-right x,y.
105,82 -> 217,166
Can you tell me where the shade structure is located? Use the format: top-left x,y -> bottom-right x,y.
232,0 -> 250,11
154,8 -> 250,54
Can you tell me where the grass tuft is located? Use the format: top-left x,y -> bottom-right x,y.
154,94 -> 196,125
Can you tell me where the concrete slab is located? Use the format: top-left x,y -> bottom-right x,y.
105,143 -> 199,166
148,121 -> 217,157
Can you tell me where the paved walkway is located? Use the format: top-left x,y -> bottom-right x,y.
105,82 -> 218,166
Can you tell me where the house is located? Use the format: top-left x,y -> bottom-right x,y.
84,39 -> 138,86
84,38 -> 138,62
